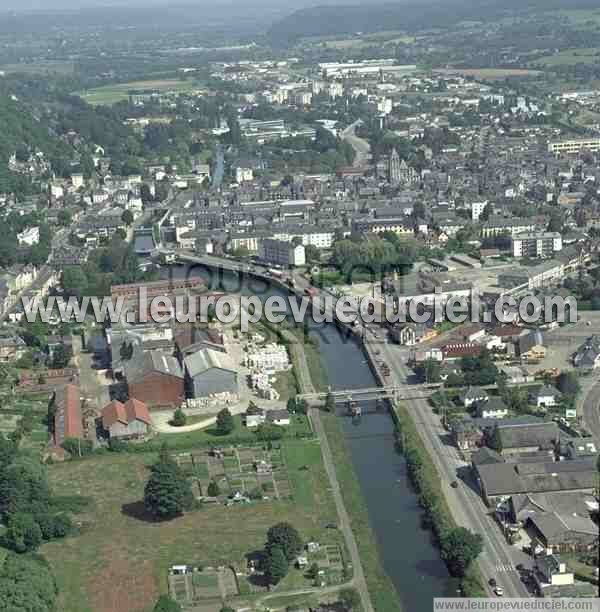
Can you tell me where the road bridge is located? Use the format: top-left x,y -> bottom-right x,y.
297,385 -> 430,404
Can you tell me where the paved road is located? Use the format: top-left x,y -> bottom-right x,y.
341,120 -> 370,167
580,378 -> 600,438
375,339 -> 531,599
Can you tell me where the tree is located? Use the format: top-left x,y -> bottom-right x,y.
547,211 -> 564,234
479,203 -> 492,222
207,480 -> 220,497
57,209 -> 72,227
0,455 -> 51,519
171,408 -> 187,427
0,553 -> 57,612
144,447 -> 193,519
5,512 -> 43,552
153,595 -> 182,612
121,209 -> 134,226
415,359 -> 441,384
50,343 -> 72,369
440,527 -> 483,577
339,587 -> 361,610
216,408 -> 234,436
305,244 -> 320,264
61,267 -> 88,298
265,545 -> 288,584
488,425 -> 502,453
266,522 -> 303,562
306,562 -> 320,580
557,371 -> 580,398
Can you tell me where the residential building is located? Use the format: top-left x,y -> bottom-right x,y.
518,330 -> 546,362
530,385 -> 561,408
512,232 -> 563,258
473,397 -> 509,419
51,383 -> 83,447
498,261 -> 564,291
235,167 -> 254,183
101,398 -> 152,440
573,335 -> 600,370
389,323 -> 434,346
266,409 -> 291,426
351,217 -> 414,236
481,217 -> 537,238
460,387 -> 489,408
259,238 -> 306,267
17,226 -> 40,246
548,138 -> 600,155
534,555 -> 574,587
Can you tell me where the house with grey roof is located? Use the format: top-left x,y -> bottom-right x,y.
183,348 -> 238,399
475,458 -> 596,506
496,421 -> 559,456
573,335 -> 600,370
528,512 -> 598,554
473,397 -> 508,419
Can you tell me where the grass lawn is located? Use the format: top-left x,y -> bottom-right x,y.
75,79 -> 202,105
42,436 -> 343,612
145,413 -> 312,452
320,412 -> 403,612
273,368 -> 298,402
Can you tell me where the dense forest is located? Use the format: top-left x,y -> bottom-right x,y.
267,0 -> 600,46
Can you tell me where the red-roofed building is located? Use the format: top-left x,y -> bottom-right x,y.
101,398 -> 152,440
442,343 -> 483,360
52,384 -> 83,447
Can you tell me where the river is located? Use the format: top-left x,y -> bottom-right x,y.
165,264 -> 453,609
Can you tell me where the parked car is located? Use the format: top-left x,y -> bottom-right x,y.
488,578 -> 497,587
450,481 -> 459,488
494,587 -> 504,597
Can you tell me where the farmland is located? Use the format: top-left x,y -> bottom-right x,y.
75,79 -> 204,105
433,68 -> 542,79
532,47 -> 600,67
41,437 -> 345,612
0,61 -> 75,75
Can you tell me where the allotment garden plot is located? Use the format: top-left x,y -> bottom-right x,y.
173,445 -> 292,501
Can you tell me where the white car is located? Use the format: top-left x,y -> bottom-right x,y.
494,587 -> 504,597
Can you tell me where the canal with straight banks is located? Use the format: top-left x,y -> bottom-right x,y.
167,265 -> 453,610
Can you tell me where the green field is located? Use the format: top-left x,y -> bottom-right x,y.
76,79 -> 203,105
0,61 -> 75,75
556,9 -> 600,27
534,47 -> 600,67
302,29 -> 415,49
42,437 -> 344,612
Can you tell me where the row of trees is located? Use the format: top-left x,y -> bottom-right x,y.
397,405 -> 484,593
415,350 -> 499,388
0,434 -> 74,554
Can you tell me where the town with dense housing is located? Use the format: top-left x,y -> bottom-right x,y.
0,1 -> 598,612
